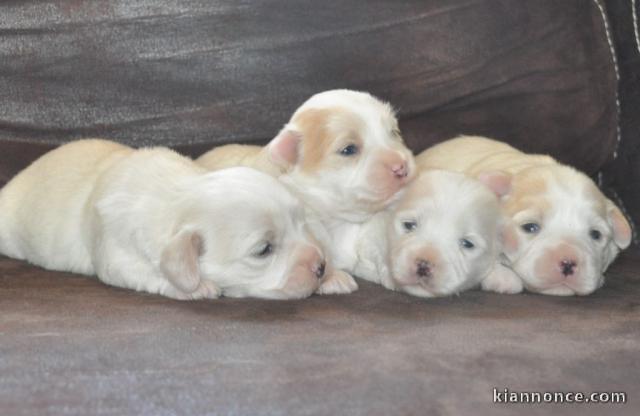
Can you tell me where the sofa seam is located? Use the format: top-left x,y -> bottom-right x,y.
593,0 -> 621,160
592,0 -> 637,245
633,0 -> 640,54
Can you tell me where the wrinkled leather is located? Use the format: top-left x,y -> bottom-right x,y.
1,249 -> 639,415
0,1 -> 617,177
1,2 -> 639,414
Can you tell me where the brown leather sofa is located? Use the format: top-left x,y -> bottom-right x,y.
1,1 -> 638,415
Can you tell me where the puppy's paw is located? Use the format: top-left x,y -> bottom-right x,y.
317,270 -> 358,295
380,275 -> 398,291
481,264 -> 523,294
162,279 -> 221,300
189,279 -> 221,300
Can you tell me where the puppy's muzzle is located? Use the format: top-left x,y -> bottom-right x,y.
391,162 -> 409,179
541,243 -> 582,283
560,259 -> 577,277
416,259 -> 433,280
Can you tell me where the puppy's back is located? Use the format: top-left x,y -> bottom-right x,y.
0,139 -> 132,273
196,144 -> 283,177
417,135 -> 555,175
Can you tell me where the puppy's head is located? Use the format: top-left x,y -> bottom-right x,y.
160,167 -> 326,299
499,165 -> 632,296
387,170 -> 504,297
267,89 -> 415,221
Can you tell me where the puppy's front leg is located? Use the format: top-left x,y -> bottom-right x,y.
316,266 -> 358,295
481,262 -> 523,294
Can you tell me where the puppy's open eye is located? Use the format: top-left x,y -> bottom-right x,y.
521,223 -> 541,234
402,220 -> 417,232
254,242 -> 273,258
339,144 -> 359,156
589,229 -> 602,241
460,239 -> 475,249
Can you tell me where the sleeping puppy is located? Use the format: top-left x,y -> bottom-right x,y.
0,139 -> 332,300
416,135 -> 632,296
197,89 -> 416,293
196,143 -> 283,178
345,170 -> 504,297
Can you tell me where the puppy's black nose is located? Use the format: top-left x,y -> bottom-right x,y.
560,259 -> 577,277
314,261 -> 326,279
416,259 -> 432,279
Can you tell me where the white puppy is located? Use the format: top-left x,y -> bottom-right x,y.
0,139 -> 330,300
417,136 -> 632,296
197,89 -> 416,293
342,170 -> 504,297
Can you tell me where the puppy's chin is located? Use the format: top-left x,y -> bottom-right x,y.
391,266 -> 463,298
222,281 -> 318,300
352,185 -> 407,215
395,278 -> 463,298
215,264 -> 320,300
366,173 -> 414,207
400,284 -> 437,298
534,285 -> 582,296
511,242 -> 604,296
520,275 -> 602,296
278,266 -> 322,298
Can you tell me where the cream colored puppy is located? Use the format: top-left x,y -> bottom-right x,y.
343,170 -> 504,297
0,139 -> 331,300
197,89 -> 416,293
417,136 -> 632,296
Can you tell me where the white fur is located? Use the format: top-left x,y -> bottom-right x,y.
341,170 -> 503,297
277,90 -> 416,279
197,90 -> 416,293
499,167 -> 624,295
280,89 -> 415,221
417,135 -> 632,296
0,139 -> 327,300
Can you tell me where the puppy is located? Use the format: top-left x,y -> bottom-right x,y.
197,144 -> 283,177
344,170 -> 504,297
416,136 -> 632,296
0,139 -> 331,300
197,89 -> 416,292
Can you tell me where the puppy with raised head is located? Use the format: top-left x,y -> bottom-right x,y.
197,89 -> 416,292
0,139 -> 332,300
344,170 -> 505,297
417,135 -> 632,296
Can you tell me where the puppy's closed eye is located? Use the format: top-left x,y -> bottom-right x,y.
253,241 -> 274,258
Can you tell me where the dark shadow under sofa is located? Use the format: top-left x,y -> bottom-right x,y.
1,1 -> 639,415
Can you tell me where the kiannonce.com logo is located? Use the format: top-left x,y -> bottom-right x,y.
493,388 -> 627,404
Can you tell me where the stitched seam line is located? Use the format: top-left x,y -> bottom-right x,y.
592,1 -> 637,244
593,0 -> 621,160
633,0 -> 640,53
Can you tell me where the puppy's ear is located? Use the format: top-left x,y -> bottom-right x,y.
606,200 -> 632,249
477,171 -> 512,198
267,126 -> 302,168
160,230 -> 203,293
